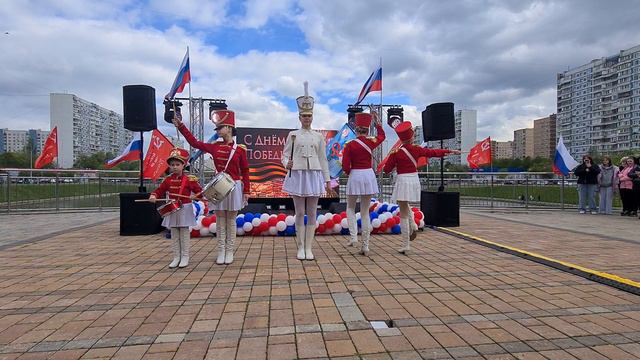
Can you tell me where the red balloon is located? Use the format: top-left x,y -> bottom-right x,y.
210,214 -> 216,223
379,223 -> 387,232
317,224 -> 326,233
190,229 -> 200,238
415,211 -> 424,220
277,213 -> 286,221
340,211 -> 347,218
260,223 -> 269,232
332,214 -> 341,223
325,219 -> 334,228
201,216 -> 213,227
268,217 -> 278,226
393,216 -> 400,225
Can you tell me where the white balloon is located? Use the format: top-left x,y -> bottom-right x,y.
208,223 -> 216,234
419,219 -> 425,228
260,213 -> 270,222
252,218 -> 261,227
276,221 -> 287,232
333,224 -> 342,233
193,223 -> 202,231
243,222 -> 253,232
199,227 -> 210,236
372,219 -> 381,228
236,228 -> 245,236
340,218 -> 349,228
355,212 -> 361,220
268,226 -> 278,235
285,215 -> 295,226
317,215 -> 327,225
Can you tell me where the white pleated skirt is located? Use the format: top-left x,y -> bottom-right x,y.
283,170 -> 325,197
347,169 -> 378,195
211,180 -> 244,211
162,203 -> 196,228
391,173 -> 421,203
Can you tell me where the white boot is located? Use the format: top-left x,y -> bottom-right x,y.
346,211 -> 358,247
178,228 -> 190,267
296,223 -> 306,260
304,225 -> 316,261
360,228 -> 370,256
224,214 -> 235,264
216,215 -> 227,265
398,218 -> 410,254
169,228 -> 181,268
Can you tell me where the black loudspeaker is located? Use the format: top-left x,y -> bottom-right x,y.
422,102 -> 455,141
420,191 -> 459,227
119,192 -> 163,235
123,85 -> 157,131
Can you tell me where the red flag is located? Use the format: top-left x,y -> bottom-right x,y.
467,136 -> 492,169
34,127 -> 58,169
143,130 -> 174,180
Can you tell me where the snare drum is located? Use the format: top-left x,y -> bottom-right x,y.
157,200 -> 182,218
202,172 -> 236,203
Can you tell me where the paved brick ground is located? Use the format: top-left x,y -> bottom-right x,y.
0,218 -> 639,359
456,211 -> 640,283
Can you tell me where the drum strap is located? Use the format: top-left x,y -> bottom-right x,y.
400,147 -> 417,168
222,144 -> 237,173
354,138 -> 372,155
177,175 -> 188,204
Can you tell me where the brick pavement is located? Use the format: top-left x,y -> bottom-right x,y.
455,211 -> 640,283
0,218 -> 639,359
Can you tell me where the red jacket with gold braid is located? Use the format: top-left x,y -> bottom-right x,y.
342,124 -> 385,175
178,123 -> 250,194
151,173 -> 203,204
383,144 -> 451,174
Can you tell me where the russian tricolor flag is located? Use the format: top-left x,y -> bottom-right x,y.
552,136 -> 579,176
165,48 -> 191,100
355,67 -> 382,105
105,139 -> 142,169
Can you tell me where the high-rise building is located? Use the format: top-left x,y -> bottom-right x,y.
491,140 -> 514,159
513,128 -> 534,159
426,109 -> 477,166
0,128 -> 50,154
533,114 -> 557,159
413,125 -> 424,145
50,93 -> 134,168
557,44 -> 640,156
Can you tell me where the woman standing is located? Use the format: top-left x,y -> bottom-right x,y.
618,157 -> 636,216
597,156 -> 619,215
341,111 -> 385,256
573,155 -> 600,214
383,122 -> 459,254
281,82 -> 330,261
173,110 -> 250,265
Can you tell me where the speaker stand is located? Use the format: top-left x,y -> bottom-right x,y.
438,139 -> 445,192
138,131 -> 146,193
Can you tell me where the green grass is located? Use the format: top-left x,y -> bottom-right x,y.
457,185 -> 622,207
0,182 -> 155,203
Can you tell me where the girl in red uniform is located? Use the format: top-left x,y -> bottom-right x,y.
341,111 -> 385,256
149,148 -> 203,268
383,122 -> 459,254
173,110 -> 250,265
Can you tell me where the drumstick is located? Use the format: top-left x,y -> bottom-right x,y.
288,135 -> 296,177
168,192 -> 205,200
134,199 -> 173,203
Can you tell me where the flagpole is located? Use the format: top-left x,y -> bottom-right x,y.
490,140 -> 494,210
138,131 -> 145,193
377,57 -> 383,199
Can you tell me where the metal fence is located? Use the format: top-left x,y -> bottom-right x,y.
1,168 -> 591,213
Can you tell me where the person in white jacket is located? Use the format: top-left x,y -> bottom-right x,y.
281,82 -> 331,260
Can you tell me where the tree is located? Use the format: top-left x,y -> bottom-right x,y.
0,152 -> 29,168
74,152 -> 113,169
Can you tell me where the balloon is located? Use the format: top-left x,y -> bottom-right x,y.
325,219 -> 334,229
208,223 -> 216,234
268,217 -> 278,226
268,226 -> 278,235
317,224 -> 325,233
285,225 -> 296,236
252,218 -> 261,227
394,216 -> 401,225
199,227 -> 210,236
236,217 -> 244,227
190,229 -> 200,237
357,218 -> 362,228
325,212 -> 333,220
392,224 -> 401,234
370,212 -> 378,220
415,211 -> 424,221
277,213 -> 286,221
332,214 -> 341,224
304,214 -> 308,225
237,228 -> 245,236
244,213 -> 254,223
277,231 -> 285,236
340,219 -> 349,228
372,218 -> 381,228
333,224 -> 341,233
419,219 -> 425,228
210,214 -> 216,223
356,212 -> 361,220
341,228 -> 350,235
340,211 -> 346,218
276,221 -> 287,232
193,223 -> 202,231
243,222 -> 253,232
379,204 -> 388,213
285,215 -> 295,226
260,213 -> 270,222
378,223 -> 387,232
259,222 -> 269,232
318,215 -> 327,225
201,216 -> 212,228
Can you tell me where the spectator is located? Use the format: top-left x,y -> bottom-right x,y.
573,155 -> 600,214
627,156 -> 640,218
618,156 -> 636,216
597,156 -> 619,215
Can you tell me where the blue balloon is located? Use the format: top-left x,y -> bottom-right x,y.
390,205 -> 398,213
244,213 -> 254,223
357,218 -> 362,228
370,212 -> 378,220
285,225 -> 296,236
254,213 -> 261,220
340,228 -> 350,235
391,224 -> 401,234
277,231 -> 286,236
379,204 -> 388,213
236,217 -> 245,227
304,214 -> 308,225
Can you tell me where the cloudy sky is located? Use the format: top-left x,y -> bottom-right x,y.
1,0 -> 639,142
